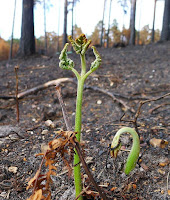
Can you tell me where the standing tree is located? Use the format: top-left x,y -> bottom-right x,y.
18,0 -> 35,56
71,0 -> 79,39
91,21 -> 103,45
129,0 -> 137,45
9,0 -> 17,60
71,0 -> 74,39
63,0 -> 68,47
151,0 -> 157,43
111,19 -> 121,44
161,0 -> 170,41
100,0 -> 107,46
107,0 -> 112,48
44,0 -> 47,54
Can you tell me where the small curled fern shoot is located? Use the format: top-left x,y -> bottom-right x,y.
110,127 -> 140,175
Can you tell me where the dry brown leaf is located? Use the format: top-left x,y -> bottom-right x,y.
159,162 -> 169,167
149,138 -> 168,148
27,189 -> 43,200
110,187 -> 117,191
157,169 -> 166,175
27,171 -> 40,190
49,138 -> 64,149
168,190 -> 170,195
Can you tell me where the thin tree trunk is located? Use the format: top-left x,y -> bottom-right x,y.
100,0 -> 107,47
71,0 -> 74,39
151,0 -> 157,43
18,0 -> 35,56
107,0 -> 112,48
9,0 -> 17,60
161,0 -> 170,41
129,0 -> 136,45
63,0 -> 68,47
137,0 -> 142,45
44,0 -> 47,54
57,0 -> 61,52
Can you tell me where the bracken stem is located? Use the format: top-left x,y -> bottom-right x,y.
111,127 -> 140,175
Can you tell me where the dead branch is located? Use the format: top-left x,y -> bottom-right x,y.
84,85 -> 135,113
149,102 -> 170,114
120,92 -> 170,133
0,78 -> 75,100
56,86 -> 72,131
17,78 -> 76,99
1,77 -> 134,112
14,66 -> 19,123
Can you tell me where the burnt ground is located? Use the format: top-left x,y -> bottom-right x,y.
0,41 -> 170,200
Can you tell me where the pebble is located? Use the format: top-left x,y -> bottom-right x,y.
8,166 -> 18,173
41,129 -> 48,135
97,100 -> 102,105
45,120 -> 55,128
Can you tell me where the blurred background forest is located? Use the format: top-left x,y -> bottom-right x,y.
0,0 -> 169,61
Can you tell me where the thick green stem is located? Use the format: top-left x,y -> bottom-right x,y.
80,54 -> 86,76
74,55 -> 86,200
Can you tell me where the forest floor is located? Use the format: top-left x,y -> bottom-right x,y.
0,41 -> 170,200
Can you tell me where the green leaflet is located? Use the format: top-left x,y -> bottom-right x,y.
59,43 -> 74,70
90,46 -> 102,72
110,127 -> 140,175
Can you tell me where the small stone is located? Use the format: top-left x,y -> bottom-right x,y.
97,100 -> 102,105
45,120 -> 55,128
161,190 -> 164,194
41,130 -> 48,135
92,167 -> 95,171
8,166 -> 18,173
32,118 -> 36,122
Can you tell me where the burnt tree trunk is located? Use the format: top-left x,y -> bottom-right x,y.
151,0 -> 157,43
107,0 -> 112,48
44,0 -> 47,55
100,0 -> 106,47
9,0 -> 17,60
63,0 -> 68,47
129,0 -> 136,45
161,0 -> 170,41
18,0 -> 35,56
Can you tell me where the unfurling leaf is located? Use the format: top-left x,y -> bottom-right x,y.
90,46 -> 102,72
59,43 -> 74,70
68,34 -> 91,55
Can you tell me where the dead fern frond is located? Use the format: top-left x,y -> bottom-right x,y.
26,130 -> 77,200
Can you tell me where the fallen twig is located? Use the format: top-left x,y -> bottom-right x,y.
84,85 -> 135,113
120,92 -> 170,133
149,102 -> 170,114
56,86 -> 72,131
0,78 -> 75,100
0,78 -> 134,113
